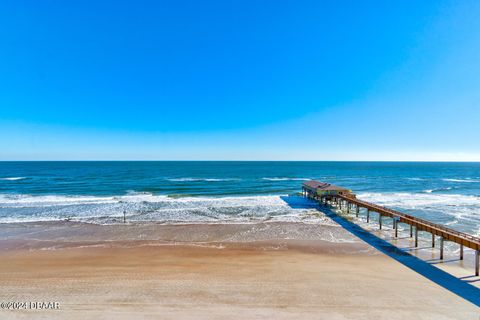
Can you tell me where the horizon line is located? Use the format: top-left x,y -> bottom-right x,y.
2,160 -> 480,163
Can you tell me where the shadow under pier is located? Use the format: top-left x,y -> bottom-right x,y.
280,195 -> 480,307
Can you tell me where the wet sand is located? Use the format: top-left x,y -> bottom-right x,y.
0,222 -> 478,319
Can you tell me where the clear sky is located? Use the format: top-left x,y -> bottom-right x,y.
1,0 -> 479,160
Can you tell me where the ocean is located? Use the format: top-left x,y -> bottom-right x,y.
0,161 -> 479,237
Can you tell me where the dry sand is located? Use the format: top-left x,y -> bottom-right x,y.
0,224 -> 478,320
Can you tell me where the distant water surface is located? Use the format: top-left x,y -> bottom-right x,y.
0,161 -> 479,237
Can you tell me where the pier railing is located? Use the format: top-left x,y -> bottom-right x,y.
336,194 -> 480,250
301,184 -> 480,276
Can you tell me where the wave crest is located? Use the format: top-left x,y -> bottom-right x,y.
262,177 -> 310,181
442,178 -> 480,183
167,178 -> 241,182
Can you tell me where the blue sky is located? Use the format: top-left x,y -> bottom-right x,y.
1,0 -> 479,160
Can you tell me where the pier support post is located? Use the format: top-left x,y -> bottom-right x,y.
379,214 -> 382,230
394,220 -> 398,238
410,225 -> 413,238
432,234 -> 435,248
356,205 -> 359,217
415,227 -> 418,247
366,209 -> 370,223
460,245 -> 464,260
440,237 -> 444,260
347,202 -> 350,213
476,251 -> 479,276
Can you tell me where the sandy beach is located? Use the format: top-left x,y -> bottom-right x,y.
0,222 -> 478,319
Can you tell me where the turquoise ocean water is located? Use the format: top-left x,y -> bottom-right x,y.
0,161 -> 479,237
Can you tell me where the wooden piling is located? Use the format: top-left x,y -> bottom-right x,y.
356,205 -> 359,217
432,234 -> 435,248
410,224 -> 413,238
476,251 -> 479,276
460,244 -> 464,260
379,214 -> 382,230
440,237 -> 444,260
415,227 -> 418,247
366,209 -> 370,223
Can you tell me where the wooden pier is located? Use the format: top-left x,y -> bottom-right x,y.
302,180 -> 480,276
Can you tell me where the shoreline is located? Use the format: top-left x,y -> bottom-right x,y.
0,220 -> 360,250
1,220 -> 479,282
0,221 -> 479,318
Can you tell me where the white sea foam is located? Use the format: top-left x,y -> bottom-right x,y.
0,194 -> 118,206
357,191 -> 480,234
166,178 -> 240,182
0,193 -> 331,226
358,192 -> 480,211
442,178 -> 480,183
262,177 -> 310,181
422,187 -> 452,193
0,177 -> 26,181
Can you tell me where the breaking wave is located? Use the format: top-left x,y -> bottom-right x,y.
422,187 -> 452,193
166,178 -> 241,182
0,193 -> 333,226
442,178 -> 480,183
0,177 -> 26,181
262,177 -> 310,181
